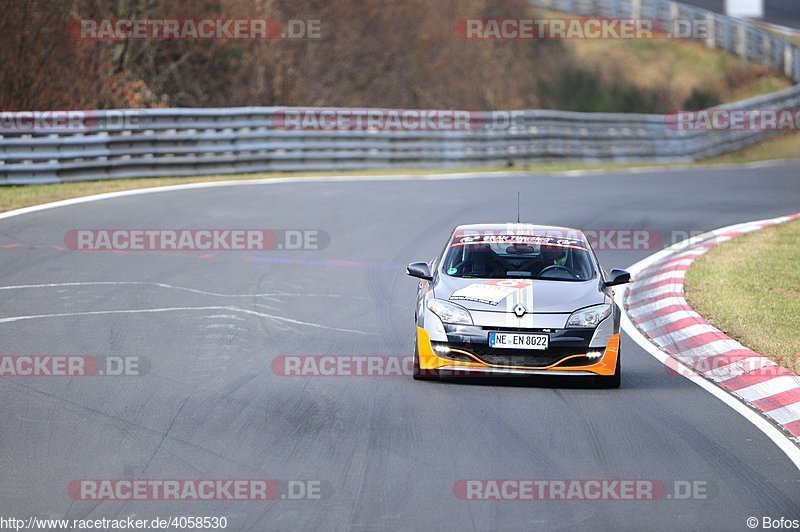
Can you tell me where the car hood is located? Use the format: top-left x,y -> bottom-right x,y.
433,275 -> 605,313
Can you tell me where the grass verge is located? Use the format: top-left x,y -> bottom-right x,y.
684,218 -> 800,371
538,7 -> 792,110
698,130 -> 800,166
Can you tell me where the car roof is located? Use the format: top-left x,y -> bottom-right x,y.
451,223 -> 588,241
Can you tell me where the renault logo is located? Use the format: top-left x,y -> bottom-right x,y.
513,304 -> 526,318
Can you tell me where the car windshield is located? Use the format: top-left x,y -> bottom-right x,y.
442,234 -> 595,281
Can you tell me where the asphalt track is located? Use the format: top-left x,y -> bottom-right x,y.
0,163 -> 799,531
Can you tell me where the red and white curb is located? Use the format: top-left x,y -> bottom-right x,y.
623,212 -> 800,446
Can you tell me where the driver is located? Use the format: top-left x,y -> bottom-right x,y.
540,245 -> 567,267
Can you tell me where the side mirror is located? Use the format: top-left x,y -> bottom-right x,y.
604,268 -> 631,287
407,261 -> 433,281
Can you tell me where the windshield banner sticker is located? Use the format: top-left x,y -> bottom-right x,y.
453,234 -> 586,249
450,279 -> 531,306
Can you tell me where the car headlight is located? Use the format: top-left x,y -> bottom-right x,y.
427,299 -> 473,325
567,304 -> 611,328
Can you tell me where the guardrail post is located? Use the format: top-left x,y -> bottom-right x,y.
720,20 -> 731,53
705,13 -> 715,49
762,34 -> 771,67
631,0 -> 640,20
781,42 -> 791,77
667,2 -> 680,40
795,48 -> 800,82
737,22 -> 748,71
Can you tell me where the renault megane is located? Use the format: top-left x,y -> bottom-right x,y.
406,223 -> 631,387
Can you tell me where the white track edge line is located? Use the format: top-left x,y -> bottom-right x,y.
1,160 -> 799,221
620,214 -> 800,470
620,306 -> 800,470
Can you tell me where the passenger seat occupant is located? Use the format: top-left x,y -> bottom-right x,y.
462,246 -> 504,277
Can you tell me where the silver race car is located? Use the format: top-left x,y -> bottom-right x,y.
407,224 -> 630,387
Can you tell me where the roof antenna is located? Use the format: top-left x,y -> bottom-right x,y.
516,192 -> 521,223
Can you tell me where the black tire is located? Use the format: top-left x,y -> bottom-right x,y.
595,351 -> 621,389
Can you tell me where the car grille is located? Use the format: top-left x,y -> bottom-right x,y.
447,342 -> 592,368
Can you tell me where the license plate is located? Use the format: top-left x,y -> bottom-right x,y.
488,332 -> 549,350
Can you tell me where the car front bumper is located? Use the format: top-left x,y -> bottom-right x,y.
416,326 -> 619,376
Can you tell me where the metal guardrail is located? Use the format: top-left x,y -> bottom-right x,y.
531,0 -> 800,81
1,0 -> 798,185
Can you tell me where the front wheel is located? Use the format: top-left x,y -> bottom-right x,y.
594,351 -> 621,389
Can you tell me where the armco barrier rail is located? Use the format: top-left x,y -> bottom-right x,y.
2,84 -> 799,185
1,0 -> 799,185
